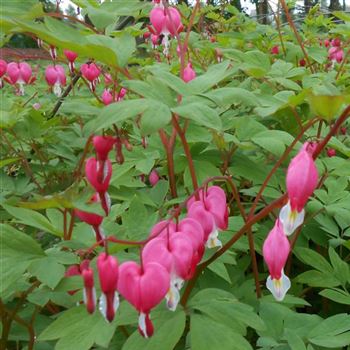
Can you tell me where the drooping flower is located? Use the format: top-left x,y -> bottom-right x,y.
151,34 -> 159,49
187,186 -> 228,248
49,45 -> 57,60
262,219 -> 291,301
0,59 -> 7,88
80,62 -> 101,91
45,65 -> 66,96
183,63 -> 196,83
279,143 -> 318,235
328,46 -> 344,63
102,89 -> 113,106
85,157 -> 112,194
81,260 -> 97,314
97,253 -> 119,322
63,49 -> 78,73
93,135 -> 115,161
271,45 -> 279,55
149,6 -> 182,55
118,261 -> 170,338
6,62 -> 33,95
142,233 -> 193,311
149,169 -> 160,186
74,193 -> 105,243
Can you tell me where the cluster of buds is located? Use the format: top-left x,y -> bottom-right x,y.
148,1 -> 183,56
263,142 -> 318,301
71,147 -> 229,337
327,38 -> 344,64
101,87 -> 127,106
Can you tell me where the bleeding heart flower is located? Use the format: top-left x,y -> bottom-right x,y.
118,261 -> 170,338
63,49 -> 78,73
271,45 -> 279,55
45,65 -> 66,96
149,169 -> 160,186
85,157 -> 112,194
279,143 -> 318,235
64,49 -> 78,62
151,34 -> 159,48
49,45 -> 57,60
81,260 -> 96,314
149,220 -> 176,240
324,39 -> 330,47
93,135 -> 115,161
183,63 -> 196,83
117,88 -> 127,101
65,264 -> 81,295
102,89 -> 113,105
328,47 -> 344,63
262,219 -> 291,301
80,63 -> 101,91
142,233 -> 193,311
327,148 -> 336,157
6,62 -> 33,95
0,59 -> 7,88
97,253 -> 119,322
178,218 -> 205,277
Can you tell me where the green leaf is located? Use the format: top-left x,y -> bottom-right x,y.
85,99 -> 151,133
190,314 -> 253,350
284,329 -> 307,350
2,204 -> 62,236
0,157 -> 20,168
140,102 -> 172,135
38,306 -> 117,350
328,247 -> 350,285
172,103 -> 222,130
29,258 -> 65,289
319,288 -> 350,305
308,314 -> 350,348
203,87 -> 257,107
294,247 -> 333,273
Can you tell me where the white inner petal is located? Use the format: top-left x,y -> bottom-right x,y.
266,270 -> 291,301
206,227 -> 222,249
138,313 -> 148,338
165,277 -> 181,312
279,202 -> 305,236
53,82 -> 62,97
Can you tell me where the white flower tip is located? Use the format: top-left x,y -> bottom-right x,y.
266,271 -> 291,301
166,284 -> 180,312
206,229 -> 222,248
279,202 -> 304,236
138,313 -> 148,338
98,291 -> 119,322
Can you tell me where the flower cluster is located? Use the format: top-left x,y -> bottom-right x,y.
263,142 -> 318,301
69,136 -> 228,337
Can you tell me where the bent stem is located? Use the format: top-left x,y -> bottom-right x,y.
172,116 -> 199,194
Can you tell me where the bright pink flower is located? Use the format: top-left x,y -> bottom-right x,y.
93,135 -> 115,161
118,261 -> 170,338
324,39 -> 330,47
327,148 -> 336,157
149,169 -> 160,186
262,219 -> 291,301
85,157 -> 112,193
149,220 -> 176,240
151,34 -> 159,48
142,234 -> 193,310
80,63 -> 100,90
271,45 -> 279,55
45,65 -> 66,96
0,59 -> 7,77
102,89 -> 113,105
331,38 -> 341,47
80,260 -> 96,314
178,218 -> 205,277
183,63 -> 196,83
97,253 -> 119,322
150,6 -> 182,36
63,49 -> 78,62
328,47 -> 344,63
6,62 -> 33,94
279,143 -> 318,235
0,59 -> 7,88
117,87 -> 127,101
